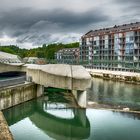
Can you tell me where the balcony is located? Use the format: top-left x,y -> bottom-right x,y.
133,56 -> 139,62
134,43 -> 139,49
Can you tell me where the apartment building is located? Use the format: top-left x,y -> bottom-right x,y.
80,22 -> 140,72
55,48 -> 79,64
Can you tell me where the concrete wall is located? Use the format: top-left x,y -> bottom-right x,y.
87,69 -> 140,83
0,83 -> 37,110
0,63 -> 22,73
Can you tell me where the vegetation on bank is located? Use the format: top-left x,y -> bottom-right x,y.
0,42 -> 79,59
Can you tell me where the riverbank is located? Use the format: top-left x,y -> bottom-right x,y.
87,101 -> 140,114
0,111 -> 13,140
50,90 -> 140,114
1,92 -> 140,140
87,69 -> 140,84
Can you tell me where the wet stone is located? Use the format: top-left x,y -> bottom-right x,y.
0,111 -> 13,140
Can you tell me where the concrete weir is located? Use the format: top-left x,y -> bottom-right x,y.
26,64 -> 91,90
0,63 -> 91,108
26,64 -> 91,108
0,63 -> 91,140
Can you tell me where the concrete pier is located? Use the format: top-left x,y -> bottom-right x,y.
37,85 -> 44,97
72,90 -> 87,108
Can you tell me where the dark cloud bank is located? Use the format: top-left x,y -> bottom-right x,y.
0,0 -> 139,48
0,7 -> 109,46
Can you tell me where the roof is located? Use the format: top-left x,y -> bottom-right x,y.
23,57 -> 39,60
0,51 -> 22,64
83,22 -> 140,37
57,48 -> 79,53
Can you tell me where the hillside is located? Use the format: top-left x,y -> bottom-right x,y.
0,42 -> 79,59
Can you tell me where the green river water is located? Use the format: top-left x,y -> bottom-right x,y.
3,78 -> 140,140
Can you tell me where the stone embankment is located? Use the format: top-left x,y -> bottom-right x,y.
0,111 -> 13,140
87,69 -> 140,84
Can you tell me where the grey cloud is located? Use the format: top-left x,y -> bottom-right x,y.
0,0 -> 139,48
0,7 -> 109,46
113,0 -> 140,12
116,0 -> 140,4
45,9 -> 108,27
105,0 -> 140,26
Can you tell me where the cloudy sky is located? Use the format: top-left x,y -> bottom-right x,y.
0,0 -> 139,48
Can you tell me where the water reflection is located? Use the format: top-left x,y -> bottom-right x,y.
43,103 -> 75,119
3,97 -> 90,140
2,77 -> 140,140
3,96 -> 140,140
86,109 -> 140,140
87,78 -> 140,110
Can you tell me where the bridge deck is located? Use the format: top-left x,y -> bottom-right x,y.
0,62 -> 91,91
27,64 -> 91,90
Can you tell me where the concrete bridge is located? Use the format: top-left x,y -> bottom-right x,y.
0,62 -> 91,108
26,64 -> 91,91
0,63 -> 91,90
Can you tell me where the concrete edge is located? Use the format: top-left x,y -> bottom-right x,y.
0,111 -> 13,140
0,82 -> 34,91
87,107 -> 140,114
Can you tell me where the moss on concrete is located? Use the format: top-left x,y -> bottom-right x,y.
0,83 -> 37,110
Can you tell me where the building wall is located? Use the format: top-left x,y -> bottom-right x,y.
55,48 -> 80,64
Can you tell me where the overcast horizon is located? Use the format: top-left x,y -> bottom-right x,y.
0,0 -> 140,48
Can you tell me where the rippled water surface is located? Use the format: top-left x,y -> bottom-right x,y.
87,78 -> 140,110
3,78 -> 140,140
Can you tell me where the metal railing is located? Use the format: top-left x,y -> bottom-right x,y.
47,59 -> 140,72
0,76 -> 26,88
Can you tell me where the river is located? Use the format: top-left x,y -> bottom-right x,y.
87,78 -> 140,110
2,78 -> 140,140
